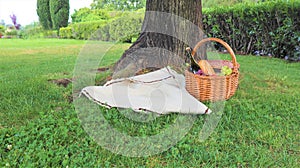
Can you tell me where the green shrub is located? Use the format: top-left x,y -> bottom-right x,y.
57,1 -> 299,59
19,26 -> 43,39
0,25 -> 4,37
59,11 -> 143,42
89,24 -> 111,41
108,13 -> 143,42
43,30 -> 58,38
70,20 -> 108,40
0,25 -> 5,33
71,8 -> 110,23
5,29 -> 18,36
202,0 -> 300,60
59,27 -> 73,39
19,25 -> 58,39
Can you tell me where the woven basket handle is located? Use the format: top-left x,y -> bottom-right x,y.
191,38 -> 238,69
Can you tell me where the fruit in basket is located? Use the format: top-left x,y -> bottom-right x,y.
221,66 -> 232,76
198,60 -> 216,75
195,69 -> 204,75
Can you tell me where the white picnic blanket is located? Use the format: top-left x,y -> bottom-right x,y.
81,67 -> 211,115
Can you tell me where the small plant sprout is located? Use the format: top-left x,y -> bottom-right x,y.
7,144 -> 12,150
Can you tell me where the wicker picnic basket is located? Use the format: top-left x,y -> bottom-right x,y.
185,38 -> 240,102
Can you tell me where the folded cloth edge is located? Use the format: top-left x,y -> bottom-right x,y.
80,67 -> 212,115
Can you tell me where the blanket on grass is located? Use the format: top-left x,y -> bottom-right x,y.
81,67 -> 211,115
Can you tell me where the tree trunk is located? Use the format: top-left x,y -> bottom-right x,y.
113,0 -> 203,78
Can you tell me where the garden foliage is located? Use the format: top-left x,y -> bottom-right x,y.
37,0 -> 53,30
50,0 -> 70,30
60,12 -> 143,42
71,8 -> 110,23
203,0 -> 300,60
91,0 -> 146,11
0,25 -> 5,37
59,0 -> 299,59
18,23 -> 58,39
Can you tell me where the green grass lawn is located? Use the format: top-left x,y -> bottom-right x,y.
0,39 -> 299,167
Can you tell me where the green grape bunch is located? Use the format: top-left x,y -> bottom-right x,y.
221,66 -> 232,76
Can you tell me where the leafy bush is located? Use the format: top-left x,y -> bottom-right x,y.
202,0 -> 263,8
5,29 -> 18,36
60,11 -> 143,42
0,25 -> 4,32
69,20 -> 108,40
71,7 -> 91,23
108,13 -> 143,42
19,23 -> 58,39
43,30 -> 58,38
59,1 -> 299,59
59,27 -> 73,39
202,0 -> 300,60
19,26 -> 43,39
71,7 -> 110,23
0,25 -> 4,37
89,24 -> 111,41
91,0 -> 146,11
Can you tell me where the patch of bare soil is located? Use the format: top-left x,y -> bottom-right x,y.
48,78 -> 73,87
97,67 -> 110,72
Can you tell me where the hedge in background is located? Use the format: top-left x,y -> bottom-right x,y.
108,14 -> 143,42
59,1 -> 299,60
19,28 -> 58,39
59,27 -> 72,39
59,12 -> 143,42
203,0 -> 300,60
60,20 -> 108,40
71,8 -> 110,23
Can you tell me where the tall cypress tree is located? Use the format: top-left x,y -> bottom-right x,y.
49,0 -> 70,30
37,0 -> 52,30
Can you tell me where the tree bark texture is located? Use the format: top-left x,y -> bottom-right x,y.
113,0 -> 203,78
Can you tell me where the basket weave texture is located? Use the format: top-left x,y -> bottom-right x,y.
185,38 -> 240,102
